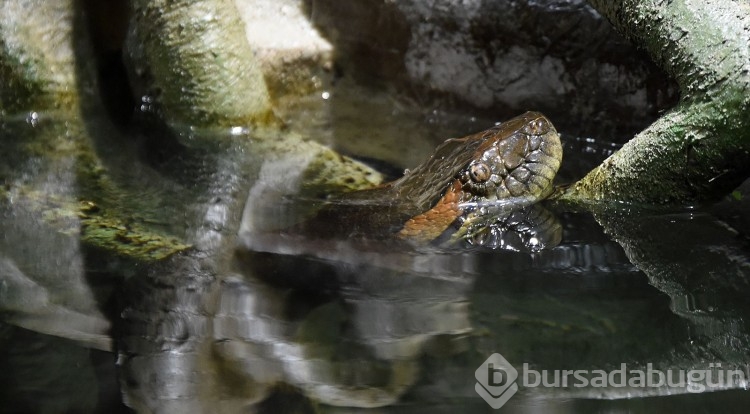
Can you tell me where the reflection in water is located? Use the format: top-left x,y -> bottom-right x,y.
593,206 -> 750,364
120,220 -> 480,410
3,108 -> 750,412
0,115 -> 112,351
457,204 -> 562,252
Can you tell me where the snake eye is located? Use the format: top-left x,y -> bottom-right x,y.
469,162 -> 491,183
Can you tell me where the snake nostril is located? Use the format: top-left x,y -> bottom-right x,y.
523,118 -> 550,136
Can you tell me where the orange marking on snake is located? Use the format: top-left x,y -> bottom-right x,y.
397,180 -> 462,242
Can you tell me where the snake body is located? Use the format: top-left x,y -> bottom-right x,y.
300,112 -> 562,243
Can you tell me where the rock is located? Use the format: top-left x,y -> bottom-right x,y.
307,0 -> 679,138
235,0 -> 334,102
0,0 -> 89,111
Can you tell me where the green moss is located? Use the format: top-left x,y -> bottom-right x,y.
1,186 -> 191,263
300,146 -> 384,195
80,214 -> 191,261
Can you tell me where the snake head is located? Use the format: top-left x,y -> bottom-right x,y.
394,112 -> 562,243
456,111 -> 562,206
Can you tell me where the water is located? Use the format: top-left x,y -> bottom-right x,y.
1,80 -> 749,413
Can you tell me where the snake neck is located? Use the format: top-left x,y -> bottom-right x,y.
396,180 -> 463,242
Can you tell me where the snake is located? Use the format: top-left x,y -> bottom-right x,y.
297,111 -> 563,244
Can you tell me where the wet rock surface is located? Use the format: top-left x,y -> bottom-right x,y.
306,0 -> 679,139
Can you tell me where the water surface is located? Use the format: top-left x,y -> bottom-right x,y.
1,81 -> 749,413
